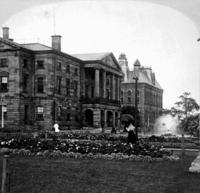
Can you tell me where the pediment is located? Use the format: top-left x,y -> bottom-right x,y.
101,54 -> 121,71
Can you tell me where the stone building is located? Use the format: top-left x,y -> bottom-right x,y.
72,53 -> 122,128
119,53 -> 163,132
0,27 -> 122,132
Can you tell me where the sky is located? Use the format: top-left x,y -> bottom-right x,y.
2,1 -> 200,108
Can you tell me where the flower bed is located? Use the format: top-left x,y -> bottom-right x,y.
2,148 -> 178,162
0,136 -> 173,159
39,132 -> 127,142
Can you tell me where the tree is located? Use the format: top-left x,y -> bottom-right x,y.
171,92 -> 199,135
173,92 -> 199,116
185,114 -> 199,137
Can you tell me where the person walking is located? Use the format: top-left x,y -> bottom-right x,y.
126,122 -> 138,148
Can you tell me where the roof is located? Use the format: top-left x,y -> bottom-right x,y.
0,37 -> 23,49
71,52 -> 111,61
20,43 -> 52,51
126,70 -> 162,90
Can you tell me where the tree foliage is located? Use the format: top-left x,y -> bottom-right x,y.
171,92 -> 200,135
184,114 -> 200,137
172,92 -> 199,118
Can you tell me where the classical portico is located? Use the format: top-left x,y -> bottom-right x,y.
73,52 -> 123,129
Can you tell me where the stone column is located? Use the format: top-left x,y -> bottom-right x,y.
117,111 -> 120,131
93,109 -> 101,128
115,76 -> 118,100
113,111 -> 115,127
104,110 -> 107,127
94,69 -> 100,97
103,70 -> 106,98
82,69 -> 85,97
112,74 -> 116,100
118,77 -> 121,101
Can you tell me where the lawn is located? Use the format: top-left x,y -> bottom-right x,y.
0,155 -> 200,193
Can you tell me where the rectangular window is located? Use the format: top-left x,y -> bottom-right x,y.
23,59 -> 28,68
74,80 -> 78,96
57,62 -> 62,71
66,78 -> 70,96
37,60 -> 44,69
57,77 -> 62,94
0,76 -> 8,92
128,97 -> 131,103
85,85 -> 89,98
75,114 -> 79,122
0,105 -> 7,120
37,77 -> 44,93
0,58 -> 8,67
36,106 -> 44,120
66,113 -> 70,121
106,89 -> 110,99
22,74 -> 28,92
106,78 -> 110,86
74,68 -> 78,76
66,64 -> 70,73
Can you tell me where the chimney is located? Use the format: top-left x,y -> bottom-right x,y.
2,27 -> 9,39
51,35 -> 61,51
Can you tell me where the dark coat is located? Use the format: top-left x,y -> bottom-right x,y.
127,130 -> 138,144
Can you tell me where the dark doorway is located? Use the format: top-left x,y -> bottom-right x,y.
106,111 -> 113,127
85,109 -> 93,127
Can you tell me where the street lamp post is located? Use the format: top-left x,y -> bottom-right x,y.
1,95 -> 4,129
133,76 -> 138,138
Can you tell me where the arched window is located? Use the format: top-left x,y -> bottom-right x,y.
127,90 -> 132,96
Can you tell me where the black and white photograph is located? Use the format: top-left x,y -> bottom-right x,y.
0,0 -> 200,192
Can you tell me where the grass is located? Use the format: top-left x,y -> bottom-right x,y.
0,155 -> 200,193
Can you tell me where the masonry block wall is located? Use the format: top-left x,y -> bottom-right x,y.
0,29 -> 123,132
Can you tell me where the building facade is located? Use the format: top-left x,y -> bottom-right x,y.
119,53 -> 163,132
0,27 -> 122,132
73,53 -> 122,129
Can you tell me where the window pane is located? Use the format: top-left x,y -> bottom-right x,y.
66,79 -> 70,96
57,62 -> 62,71
36,106 -> 44,120
37,107 -> 43,113
2,77 -> 7,83
0,105 -> 7,120
37,60 -> 44,69
74,68 -> 78,76
66,64 -> 70,73
57,77 -> 62,94
1,76 -> 8,91
0,58 -> 8,67
23,59 -> 28,68
37,77 -> 44,93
